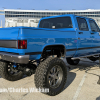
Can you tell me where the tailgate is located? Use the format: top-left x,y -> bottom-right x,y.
0,27 -> 19,52
0,27 -> 19,40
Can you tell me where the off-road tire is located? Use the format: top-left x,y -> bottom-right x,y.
34,57 -> 67,96
0,61 -> 23,81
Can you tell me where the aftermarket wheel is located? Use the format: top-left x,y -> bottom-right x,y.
0,61 -> 23,81
34,57 -> 67,96
67,58 -> 80,65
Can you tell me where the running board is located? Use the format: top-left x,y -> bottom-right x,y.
71,53 -> 100,60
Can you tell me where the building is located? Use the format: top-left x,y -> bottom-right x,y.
4,9 -> 100,27
0,10 -> 4,15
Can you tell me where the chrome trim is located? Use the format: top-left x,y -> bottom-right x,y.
0,52 -> 29,64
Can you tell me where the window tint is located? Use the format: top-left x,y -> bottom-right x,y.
89,20 -> 99,32
39,17 -> 73,29
77,17 -> 89,31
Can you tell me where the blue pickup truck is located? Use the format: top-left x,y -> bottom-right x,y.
0,14 -> 100,95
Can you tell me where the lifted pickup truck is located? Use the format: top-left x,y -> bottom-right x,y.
0,14 -> 100,96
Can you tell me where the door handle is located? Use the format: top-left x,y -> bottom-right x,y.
79,32 -> 83,34
90,36 -> 94,38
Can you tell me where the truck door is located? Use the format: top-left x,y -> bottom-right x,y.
75,17 -> 93,57
89,19 -> 100,54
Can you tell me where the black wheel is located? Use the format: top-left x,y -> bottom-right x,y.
67,58 -> 80,65
34,57 -> 67,96
0,61 -> 23,81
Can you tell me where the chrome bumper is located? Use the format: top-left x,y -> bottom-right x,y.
0,52 -> 29,64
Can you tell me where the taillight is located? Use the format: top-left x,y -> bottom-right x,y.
18,40 -> 27,49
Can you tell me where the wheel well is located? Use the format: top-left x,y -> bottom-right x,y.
42,45 -> 65,58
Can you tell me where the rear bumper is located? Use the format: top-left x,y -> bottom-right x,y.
0,52 -> 29,64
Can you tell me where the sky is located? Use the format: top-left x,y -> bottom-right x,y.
0,0 -> 100,26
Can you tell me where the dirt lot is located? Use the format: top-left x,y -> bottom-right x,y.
0,58 -> 100,100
